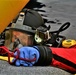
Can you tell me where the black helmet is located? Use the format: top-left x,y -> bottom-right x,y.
11,9 -> 44,35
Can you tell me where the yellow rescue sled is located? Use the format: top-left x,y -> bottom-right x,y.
0,0 -> 29,33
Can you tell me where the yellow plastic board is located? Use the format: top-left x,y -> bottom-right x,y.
0,0 -> 29,34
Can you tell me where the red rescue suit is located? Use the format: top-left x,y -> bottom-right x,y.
0,46 -> 76,74
34,46 -> 76,74
50,47 -> 76,73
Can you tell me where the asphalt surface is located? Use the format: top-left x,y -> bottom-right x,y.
0,0 -> 76,75
0,60 -> 72,75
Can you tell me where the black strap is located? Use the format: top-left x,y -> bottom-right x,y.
53,54 -> 76,73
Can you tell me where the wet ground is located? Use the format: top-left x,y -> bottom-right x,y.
0,0 -> 76,75
0,60 -> 72,75
42,0 -> 76,39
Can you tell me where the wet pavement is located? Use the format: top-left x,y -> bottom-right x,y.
0,60 -> 73,75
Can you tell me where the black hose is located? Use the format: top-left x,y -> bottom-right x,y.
50,22 -> 70,35
48,22 -> 70,47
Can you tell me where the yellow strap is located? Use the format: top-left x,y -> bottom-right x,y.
0,56 -> 13,62
0,0 -> 29,33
